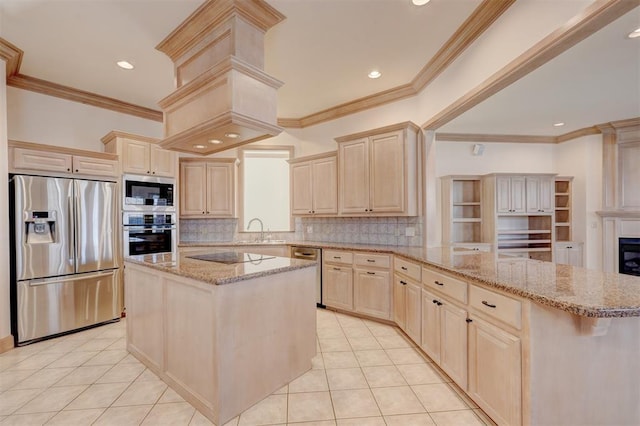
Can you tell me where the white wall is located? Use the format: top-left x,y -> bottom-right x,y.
0,62 -> 11,342
7,88 -> 162,150
555,134 -> 603,270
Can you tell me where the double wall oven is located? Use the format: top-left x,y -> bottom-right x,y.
122,175 -> 176,257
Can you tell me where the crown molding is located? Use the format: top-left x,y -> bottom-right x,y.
435,133 -> 556,144
100,130 -> 160,145
7,74 -> 163,122
0,38 -> 23,77
555,126 -> 600,143
422,0 -> 638,131
277,0 -> 515,129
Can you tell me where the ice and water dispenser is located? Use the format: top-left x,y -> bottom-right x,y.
24,211 -> 58,244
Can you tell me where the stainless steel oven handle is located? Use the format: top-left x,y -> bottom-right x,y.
28,270 -> 115,286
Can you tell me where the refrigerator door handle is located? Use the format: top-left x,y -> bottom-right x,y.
68,195 -> 75,266
28,270 -> 115,286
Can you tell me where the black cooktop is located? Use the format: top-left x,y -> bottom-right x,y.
187,251 -> 275,264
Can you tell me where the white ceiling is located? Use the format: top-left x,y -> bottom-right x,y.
440,7 -> 640,136
1,0 -> 639,135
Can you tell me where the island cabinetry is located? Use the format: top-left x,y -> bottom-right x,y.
179,158 -> 237,218
124,260 -> 316,425
421,267 -> 469,389
322,250 -> 354,311
101,131 -> 177,177
289,152 -> 337,215
393,257 -> 422,342
353,253 -> 392,320
9,141 -> 119,178
336,122 -> 419,216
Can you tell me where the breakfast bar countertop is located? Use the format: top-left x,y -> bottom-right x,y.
125,248 -> 315,285
178,241 -> 640,318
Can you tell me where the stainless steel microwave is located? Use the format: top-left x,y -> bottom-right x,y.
123,175 -> 175,212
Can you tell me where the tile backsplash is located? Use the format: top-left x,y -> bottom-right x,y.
180,216 -> 423,247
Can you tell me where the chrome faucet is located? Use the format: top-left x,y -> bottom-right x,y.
247,217 -> 264,242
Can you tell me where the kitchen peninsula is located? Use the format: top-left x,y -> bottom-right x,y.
124,248 -> 317,425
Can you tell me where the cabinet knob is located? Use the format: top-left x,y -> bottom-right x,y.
152,171 -> 156,175
466,318 -> 473,323
365,209 -> 369,212
434,280 -> 444,286
147,171 -> 150,174
437,302 -> 443,306
400,280 -> 407,285
401,266 -> 408,270
75,169 -> 79,172
309,211 -> 312,213
202,211 -> 205,214
67,168 -> 70,172
432,299 -> 438,304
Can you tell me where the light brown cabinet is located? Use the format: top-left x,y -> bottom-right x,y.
10,142 -> 118,178
335,122 -> 419,216
468,315 -> 521,426
354,268 -> 391,320
323,253 -> 354,311
102,131 -> 177,177
393,258 -> 422,343
290,152 -> 337,215
525,176 -> 554,213
496,176 -> 526,214
180,159 -> 237,218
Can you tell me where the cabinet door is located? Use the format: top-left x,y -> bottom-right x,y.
354,269 -> 391,320
339,139 -> 369,214
555,247 -> 569,265
291,162 -> 313,215
72,156 -> 118,177
393,276 -> 406,330
538,177 -> 554,212
180,162 -> 207,217
510,176 -> 526,213
370,131 -> 404,213
495,176 -> 511,214
150,145 -> 177,177
312,156 -> 338,214
421,289 -> 441,364
13,148 -> 72,173
206,163 -> 235,217
567,245 -> 583,267
323,264 -> 354,311
122,139 -> 151,175
468,316 -> 521,426
526,177 -> 541,213
404,281 -> 422,344
439,302 -> 468,389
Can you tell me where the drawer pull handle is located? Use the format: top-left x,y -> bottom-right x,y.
432,299 -> 438,304
367,259 -> 375,263
333,256 -> 341,259
482,301 -> 497,308
466,318 -> 473,323
400,280 -> 407,285
434,280 -> 444,286
333,267 -> 341,271
367,272 -> 375,275
401,266 -> 408,270
437,301 -> 443,306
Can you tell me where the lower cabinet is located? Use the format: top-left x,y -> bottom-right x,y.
323,263 -> 353,311
555,241 -> 583,266
354,268 -> 391,320
421,289 -> 468,389
394,275 -> 422,343
468,315 -> 522,426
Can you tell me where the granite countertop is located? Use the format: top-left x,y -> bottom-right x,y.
125,248 -> 316,285
178,241 -> 640,318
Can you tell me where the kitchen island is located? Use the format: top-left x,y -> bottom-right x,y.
124,248 -> 317,425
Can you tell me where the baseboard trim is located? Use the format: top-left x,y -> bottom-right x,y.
0,334 -> 15,354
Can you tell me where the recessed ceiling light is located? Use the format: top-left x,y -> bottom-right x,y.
368,70 -> 381,79
208,139 -> 222,144
553,122 -> 565,127
412,0 -> 430,5
225,132 -> 240,139
193,144 -> 206,149
116,60 -> 134,70
628,28 -> 640,39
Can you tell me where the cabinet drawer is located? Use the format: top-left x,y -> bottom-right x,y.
422,268 -> 467,304
324,250 -> 353,265
469,285 -> 522,330
394,257 -> 421,281
354,253 -> 390,268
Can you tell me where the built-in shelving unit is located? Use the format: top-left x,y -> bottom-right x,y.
554,177 -> 573,242
495,215 -> 553,261
442,176 -> 487,249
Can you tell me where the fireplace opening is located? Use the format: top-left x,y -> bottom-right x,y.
619,238 -> 640,277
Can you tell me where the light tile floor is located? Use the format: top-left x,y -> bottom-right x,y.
0,309 -> 494,426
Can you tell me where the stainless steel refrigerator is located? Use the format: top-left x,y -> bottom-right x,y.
10,175 -> 120,345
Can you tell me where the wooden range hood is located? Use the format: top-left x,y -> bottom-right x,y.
156,0 -> 285,155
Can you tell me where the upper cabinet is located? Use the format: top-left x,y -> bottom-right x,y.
289,152 -> 338,216
335,122 -> 420,216
179,158 -> 237,218
9,141 -> 118,178
493,175 -> 554,214
102,131 -> 177,178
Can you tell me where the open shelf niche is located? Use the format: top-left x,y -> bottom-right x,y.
496,215 -> 553,261
441,176 -> 488,249
554,177 -> 573,242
